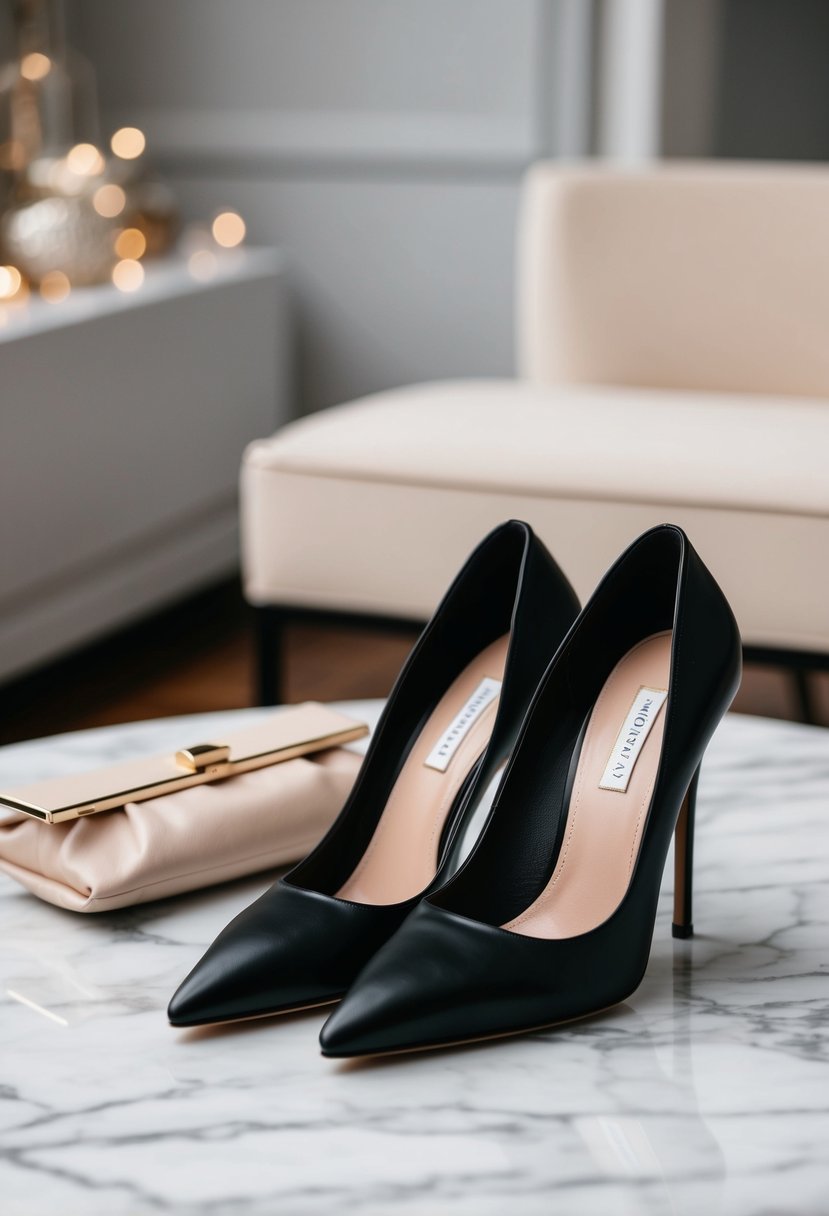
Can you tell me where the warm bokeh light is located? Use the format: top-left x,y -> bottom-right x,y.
66,143 -> 105,177
112,258 -> 144,292
188,249 -> 217,281
110,126 -> 146,160
0,265 -> 23,300
39,270 -> 71,303
114,227 -> 147,260
93,183 -> 126,218
20,52 -> 51,81
211,210 -> 246,248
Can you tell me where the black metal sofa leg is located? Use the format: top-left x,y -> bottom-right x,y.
256,606 -> 286,706
792,667 -> 818,726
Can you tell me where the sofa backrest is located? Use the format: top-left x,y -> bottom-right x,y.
517,161 -> 829,399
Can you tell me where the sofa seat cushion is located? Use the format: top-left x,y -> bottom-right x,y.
241,380 -> 829,652
247,380 -> 828,517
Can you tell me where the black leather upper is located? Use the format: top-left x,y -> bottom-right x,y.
168,520 -> 579,1027
320,525 -> 742,1056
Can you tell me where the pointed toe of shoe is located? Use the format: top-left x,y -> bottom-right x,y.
167,963 -> 225,1028
320,967 -> 448,1057
319,943 -> 460,1058
318,1000 -> 369,1058
167,880 -> 411,1028
320,900 -> 574,1057
166,885 -> 340,1027
318,985 -> 400,1057
319,904 -> 493,1056
167,914 -> 316,1028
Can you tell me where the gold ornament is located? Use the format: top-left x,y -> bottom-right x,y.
1,192 -> 116,285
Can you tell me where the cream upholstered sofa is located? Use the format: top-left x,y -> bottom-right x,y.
241,162 -> 829,716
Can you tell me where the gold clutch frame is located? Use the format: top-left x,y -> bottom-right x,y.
0,703 -> 368,824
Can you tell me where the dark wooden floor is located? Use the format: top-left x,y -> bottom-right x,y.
2,580 -> 827,746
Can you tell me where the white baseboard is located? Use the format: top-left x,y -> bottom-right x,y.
0,500 -> 239,683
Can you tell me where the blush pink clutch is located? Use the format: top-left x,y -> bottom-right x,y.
0,704 -> 366,912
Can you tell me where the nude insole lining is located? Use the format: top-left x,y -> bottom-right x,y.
504,631 -> 672,940
337,635 -> 510,906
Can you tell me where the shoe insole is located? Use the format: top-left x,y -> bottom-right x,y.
503,631 -> 672,939
337,635 -> 510,906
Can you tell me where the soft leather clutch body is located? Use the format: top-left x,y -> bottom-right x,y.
0,704 -> 366,912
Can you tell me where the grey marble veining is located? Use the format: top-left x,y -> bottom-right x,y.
1,705 -> 827,1215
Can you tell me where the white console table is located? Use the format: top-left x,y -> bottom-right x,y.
0,249 -> 289,681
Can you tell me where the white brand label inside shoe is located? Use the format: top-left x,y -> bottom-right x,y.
423,677 -> 502,772
599,685 -> 668,793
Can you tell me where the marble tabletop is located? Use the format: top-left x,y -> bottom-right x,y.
0,704 -> 827,1216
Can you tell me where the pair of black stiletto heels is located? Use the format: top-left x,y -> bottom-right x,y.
168,521 -> 741,1057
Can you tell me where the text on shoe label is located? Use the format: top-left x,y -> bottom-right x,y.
599,685 -> 668,793
424,677 -> 502,772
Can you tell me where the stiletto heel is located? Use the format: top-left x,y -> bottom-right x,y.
321,524 -> 742,1058
168,520 -> 579,1027
672,764 -> 700,940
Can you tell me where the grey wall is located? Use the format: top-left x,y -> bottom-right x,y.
72,0 -> 592,415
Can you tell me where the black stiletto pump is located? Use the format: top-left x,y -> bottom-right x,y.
168,521 -> 579,1027
320,524 -> 741,1057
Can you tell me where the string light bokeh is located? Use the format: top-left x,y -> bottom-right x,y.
1,12 -> 249,312
111,127 -> 146,160
212,210 -> 246,249
1,121 -> 249,302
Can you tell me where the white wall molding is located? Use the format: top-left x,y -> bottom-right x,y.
104,1 -> 595,179
109,107 -> 542,176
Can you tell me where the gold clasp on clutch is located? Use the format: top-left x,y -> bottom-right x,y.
175,743 -> 231,775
